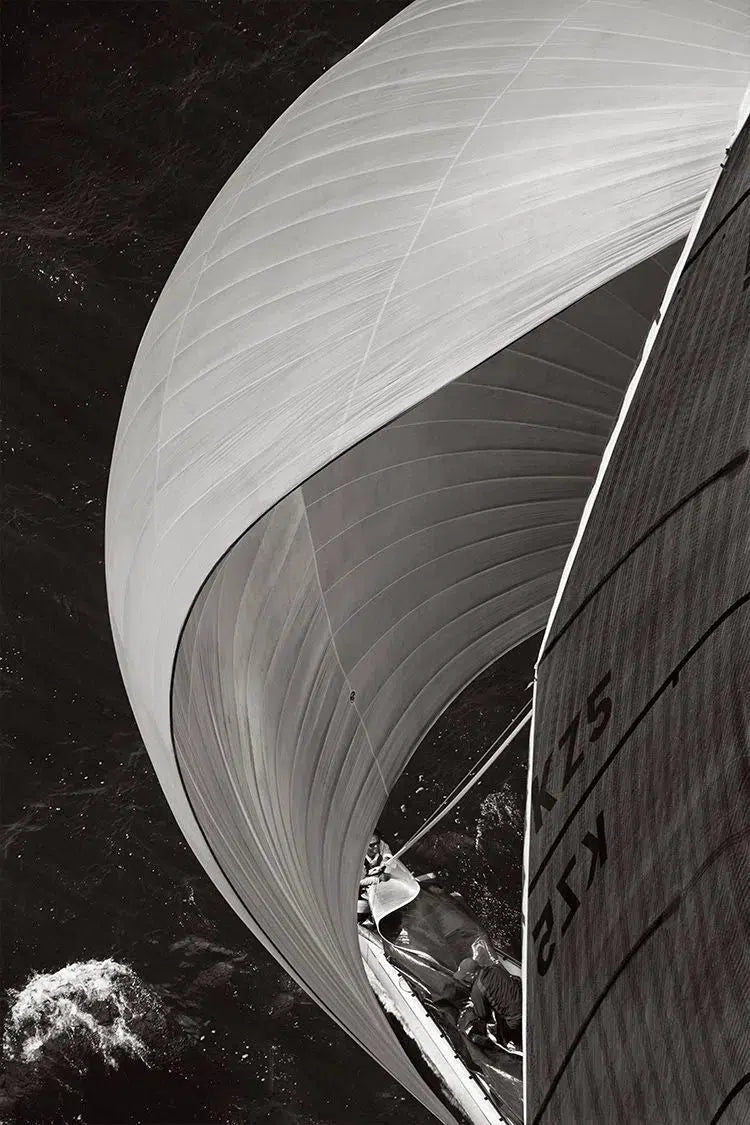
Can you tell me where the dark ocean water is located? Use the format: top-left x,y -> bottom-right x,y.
2,4 -> 538,1122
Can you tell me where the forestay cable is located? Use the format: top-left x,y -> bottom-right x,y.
392,698 -> 533,862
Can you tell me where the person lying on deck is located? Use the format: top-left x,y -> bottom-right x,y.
453,956 -> 522,1050
357,830 -> 392,925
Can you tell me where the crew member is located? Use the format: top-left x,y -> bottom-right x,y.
454,956 -> 522,1049
357,830 -> 392,925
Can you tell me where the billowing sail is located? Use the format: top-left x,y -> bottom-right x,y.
105,1 -> 750,1119
526,116 -> 749,1123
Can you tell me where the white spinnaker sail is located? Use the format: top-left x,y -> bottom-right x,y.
106,1 -> 750,1118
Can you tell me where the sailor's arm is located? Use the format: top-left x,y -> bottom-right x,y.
361,865 -> 390,886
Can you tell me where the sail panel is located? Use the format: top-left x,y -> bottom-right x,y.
172,249 -> 681,1120
527,117 -> 750,1125
107,0 -> 749,780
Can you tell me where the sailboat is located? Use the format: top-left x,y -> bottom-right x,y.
359,857 -> 523,1125
105,2 -> 750,1122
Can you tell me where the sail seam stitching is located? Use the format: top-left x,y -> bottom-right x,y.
331,0 -> 593,459
301,499 -> 389,798
529,590 -> 750,894
539,447 -> 748,660
683,185 -> 750,269
532,826 -> 750,1123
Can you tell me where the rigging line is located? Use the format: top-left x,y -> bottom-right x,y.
393,689 -> 534,854
392,705 -> 533,863
422,695 -> 532,823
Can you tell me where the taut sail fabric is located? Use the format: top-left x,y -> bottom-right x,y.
170,248 -> 679,1122
526,117 -> 749,1123
106,0 -> 750,1118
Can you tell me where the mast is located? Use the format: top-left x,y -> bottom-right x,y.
526,117 -> 750,1124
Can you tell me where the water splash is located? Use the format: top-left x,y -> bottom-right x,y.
4,958 -> 162,1068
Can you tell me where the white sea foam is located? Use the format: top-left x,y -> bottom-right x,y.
4,958 -> 161,1067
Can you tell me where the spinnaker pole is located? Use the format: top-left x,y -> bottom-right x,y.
392,698 -> 533,863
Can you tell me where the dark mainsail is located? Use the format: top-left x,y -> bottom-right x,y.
527,117 -> 750,1125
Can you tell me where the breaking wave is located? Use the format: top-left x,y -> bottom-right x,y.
4,958 -> 163,1068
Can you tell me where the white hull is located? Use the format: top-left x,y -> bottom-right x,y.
359,928 -> 508,1125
